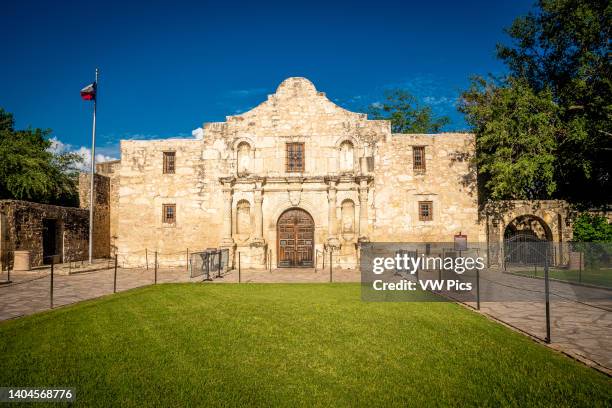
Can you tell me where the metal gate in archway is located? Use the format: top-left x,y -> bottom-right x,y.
504,232 -> 552,266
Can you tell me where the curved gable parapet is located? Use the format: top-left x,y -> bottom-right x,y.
228,77 -> 365,120
197,77 -> 390,141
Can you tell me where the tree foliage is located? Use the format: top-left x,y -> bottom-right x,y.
459,76 -> 560,200
462,0 -> 611,205
572,213 -> 612,242
0,108 -> 83,206
368,89 -> 450,133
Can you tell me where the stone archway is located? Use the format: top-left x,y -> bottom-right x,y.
503,214 -> 553,265
483,200 -> 572,267
277,208 -> 314,268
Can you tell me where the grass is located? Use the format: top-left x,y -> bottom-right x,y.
0,283 -> 610,407
511,266 -> 612,288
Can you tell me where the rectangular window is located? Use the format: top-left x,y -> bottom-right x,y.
418,201 -> 433,221
162,204 -> 176,224
286,142 -> 305,172
413,146 -> 426,172
163,151 -> 176,174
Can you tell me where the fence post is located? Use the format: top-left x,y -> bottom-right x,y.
113,254 -> 118,293
238,252 -> 241,283
269,249 -> 272,272
579,251 -> 582,283
7,256 -> 11,283
154,251 -> 158,284
50,256 -> 54,309
146,248 -> 149,271
186,248 -> 189,272
544,249 -> 551,344
329,249 -> 333,283
476,268 -> 480,310
217,250 -> 222,279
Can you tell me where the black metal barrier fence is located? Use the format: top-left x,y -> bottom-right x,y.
360,242 -> 611,348
188,249 -> 230,280
0,247 -> 231,321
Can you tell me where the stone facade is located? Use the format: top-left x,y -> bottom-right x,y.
111,77 -> 487,268
0,200 -> 90,269
78,173 -> 111,258
94,160 -> 121,253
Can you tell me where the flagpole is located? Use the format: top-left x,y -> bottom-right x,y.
88,68 -> 98,264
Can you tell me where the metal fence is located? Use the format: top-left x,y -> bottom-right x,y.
0,246 -> 232,321
360,241 -> 611,372
189,249 -> 230,279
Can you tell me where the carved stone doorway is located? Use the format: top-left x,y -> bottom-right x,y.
277,208 -> 314,267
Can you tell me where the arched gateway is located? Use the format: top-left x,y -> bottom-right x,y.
277,208 -> 314,267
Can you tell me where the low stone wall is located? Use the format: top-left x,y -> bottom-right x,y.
0,200 -> 90,268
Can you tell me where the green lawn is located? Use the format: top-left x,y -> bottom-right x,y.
512,267 -> 612,288
0,284 -> 610,407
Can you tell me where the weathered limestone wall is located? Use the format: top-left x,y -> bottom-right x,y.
114,78 -> 391,267
78,173 -> 111,258
371,133 -> 483,243
96,161 -> 121,253
113,78 -> 484,268
0,200 -> 89,269
115,139 -> 218,265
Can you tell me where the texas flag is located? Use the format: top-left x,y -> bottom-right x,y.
80,82 -> 96,101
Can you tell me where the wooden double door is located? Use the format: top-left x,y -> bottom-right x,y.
277,208 -> 314,267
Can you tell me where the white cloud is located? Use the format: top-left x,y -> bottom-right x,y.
48,136 -> 70,154
371,101 -> 383,109
47,137 -> 118,172
72,146 -> 118,172
191,127 -> 204,139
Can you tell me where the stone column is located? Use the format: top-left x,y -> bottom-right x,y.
248,179 -> 266,269
252,182 -> 264,243
358,178 -> 369,240
221,186 -> 234,246
327,179 -> 340,249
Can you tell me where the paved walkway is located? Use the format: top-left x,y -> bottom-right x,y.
1,264 -> 610,374
217,267 -> 361,283
0,265 -> 196,320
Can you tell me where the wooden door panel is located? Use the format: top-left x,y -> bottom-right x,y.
277,209 -> 314,267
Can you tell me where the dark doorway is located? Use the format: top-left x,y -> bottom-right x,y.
42,219 -> 60,264
277,208 -> 314,267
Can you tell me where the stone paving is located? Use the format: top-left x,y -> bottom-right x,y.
1,263 -> 610,374
217,267 -> 361,283
0,263 -> 197,320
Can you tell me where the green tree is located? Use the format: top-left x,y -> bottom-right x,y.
0,108 -> 83,206
368,89 -> 450,133
572,213 -> 612,242
459,76 -> 559,200
496,0 -> 612,205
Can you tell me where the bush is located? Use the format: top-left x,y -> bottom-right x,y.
572,214 -> 612,243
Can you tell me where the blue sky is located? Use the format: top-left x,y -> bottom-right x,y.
0,0 -> 534,161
